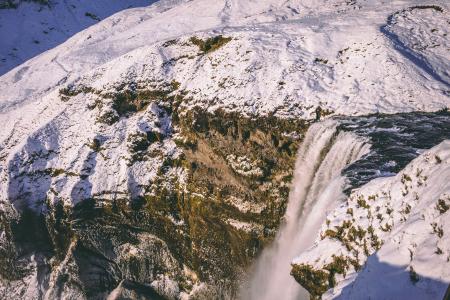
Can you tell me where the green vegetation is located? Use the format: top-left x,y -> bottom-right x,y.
127,131 -> 163,163
291,264 -> 329,300
59,84 -> 94,101
401,173 -> 412,183
431,222 -> 444,238
190,35 -> 232,54
111,89 -> 171,116
436,198 -> 449,214
46,201 -> 74,260
380,222 -> 392,232
324,255 -> 349,287
291,255 -> 359,299
153,106 -> 307,283
356,196 -> 370,209
402,203 -> 411,215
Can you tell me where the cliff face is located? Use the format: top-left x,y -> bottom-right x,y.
0,70 -> 306,297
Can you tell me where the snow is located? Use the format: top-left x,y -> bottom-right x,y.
0,0 -> 159,75
0,85 -> 185,211
1,0 -> 449,115
226,218 -> 264,234
382,5 -> 450,87
226,154 -> 264,178
293,140 -> 450,299
225,196 -> 265,214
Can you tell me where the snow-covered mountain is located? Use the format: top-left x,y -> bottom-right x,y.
0,0 -> 449,299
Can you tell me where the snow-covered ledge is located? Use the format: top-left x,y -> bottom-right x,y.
292,140 -> 450,300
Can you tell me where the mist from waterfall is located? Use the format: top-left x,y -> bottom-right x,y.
241,120 -> 371,300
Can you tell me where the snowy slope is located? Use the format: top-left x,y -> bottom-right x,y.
292,140 -> 450,299
1,0 -> 449,113
0,0 -> 159,75
1,0 -> 449,210
382,5 -> 450,87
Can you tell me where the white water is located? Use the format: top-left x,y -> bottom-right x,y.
241,120 -> 370,300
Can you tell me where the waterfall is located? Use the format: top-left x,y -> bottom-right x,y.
241,120 -> 371,300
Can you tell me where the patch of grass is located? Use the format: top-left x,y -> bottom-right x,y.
126,129 -> 164,164
190,35 -> 232,54
348,226 -> 366,242
171,80 -> 181,90
435,155 -> 442,164
357,196 -> 370,209
49,168 -> 65,177
402,203 -> 411,215
59,84 -> 94,101
96,109 -> 119,125
314,57 -> 328,64
323,229 -> 339,240
436,198 -> 449,214
401,173 -> 412,183
431,222 -> 444,238
324,255 -> 349,287
291,264 -> 329,299
107,88 -> 172,119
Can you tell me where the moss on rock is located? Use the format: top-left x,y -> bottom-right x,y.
291,264 -> 329,299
